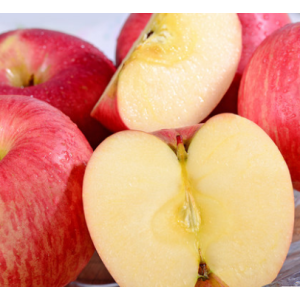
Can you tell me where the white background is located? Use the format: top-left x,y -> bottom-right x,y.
0,13 -> 299,64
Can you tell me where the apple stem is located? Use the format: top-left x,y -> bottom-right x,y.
27,74 -> 35,87
176,134 -> 183,146
176,135 -> 187,162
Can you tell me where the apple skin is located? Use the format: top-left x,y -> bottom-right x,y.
83,115 -> 294,287
115,13 -> 290,117
0,95 -> 95,286
152,124 -> 202,149
0,28 -> 116,149
207,13 -> 291,117
238,23 -> 300,191
116,13 -> 152,67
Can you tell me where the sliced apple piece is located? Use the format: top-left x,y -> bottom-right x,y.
83,114 -> 294,287
92,14 -> 242,133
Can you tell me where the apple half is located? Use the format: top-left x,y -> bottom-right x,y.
83,114 -> 294,287
92,14 -> 242,133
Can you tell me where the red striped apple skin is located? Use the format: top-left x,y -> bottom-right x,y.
152,124 -> 202,149
91,86 -> 128,132
0,95 -> 94,286
0,29 -> 116,149
115,13 -> 290,118
207,13 -> 291,117
116,13 -> 152,67
238,23 -> 300,191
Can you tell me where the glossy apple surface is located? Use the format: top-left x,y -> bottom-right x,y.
0,28 -> 116,149
0,95 -> 94,286
83,114 -> 294,287
116,13 -> 152,67
208,13 -> 291,117
115,13 -> 290,118
92,13 -> 241,133
238,22 -> 300,191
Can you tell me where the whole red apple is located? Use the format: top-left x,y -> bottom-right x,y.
115,13 -> 290,117
238,22 -> 300,191
0,95 -> 94,286
0,28 -> 116,149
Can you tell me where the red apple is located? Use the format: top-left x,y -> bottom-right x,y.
0,95 -> 94,286
115,13 -> 290,118
238,22 -> 300,191
208,13 -> 291,117
83,114 -> 294,287
0,28 -> 116,149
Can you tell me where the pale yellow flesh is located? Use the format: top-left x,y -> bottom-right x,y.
186,114 -> 294,286
118,13 -> 241,132
83,132 -> 199,287
83,114 -> 294,287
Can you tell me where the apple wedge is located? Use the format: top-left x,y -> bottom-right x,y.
83,114 -> 294,287
115,13 -> 290,118
91,14 -> 242,132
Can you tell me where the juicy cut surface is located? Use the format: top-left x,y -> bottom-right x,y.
83,114 -> 294,287
83,132 -> 200,286
186,114 -> 294,286
93,14 -> 242,133
118,14 -> 241,131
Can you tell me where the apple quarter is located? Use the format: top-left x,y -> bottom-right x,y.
92,13 -> 242,133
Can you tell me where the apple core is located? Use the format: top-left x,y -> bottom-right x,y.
176,135 -> 201,234
176,134 -> 227,287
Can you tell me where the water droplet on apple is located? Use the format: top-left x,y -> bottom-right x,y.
263,14 -> 269,20
256,22 -> 262,30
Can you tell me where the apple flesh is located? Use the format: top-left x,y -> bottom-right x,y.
116,13 -> 152,67
0,28 -> 116,149
115,13 -> 290,118
92,13 -> 242,133
0,95 -> 94,286
238,22 -> 300,191
83,114 -> 294,287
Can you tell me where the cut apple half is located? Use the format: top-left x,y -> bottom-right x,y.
91,14 -> 242,133
83,114 -> 294,287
